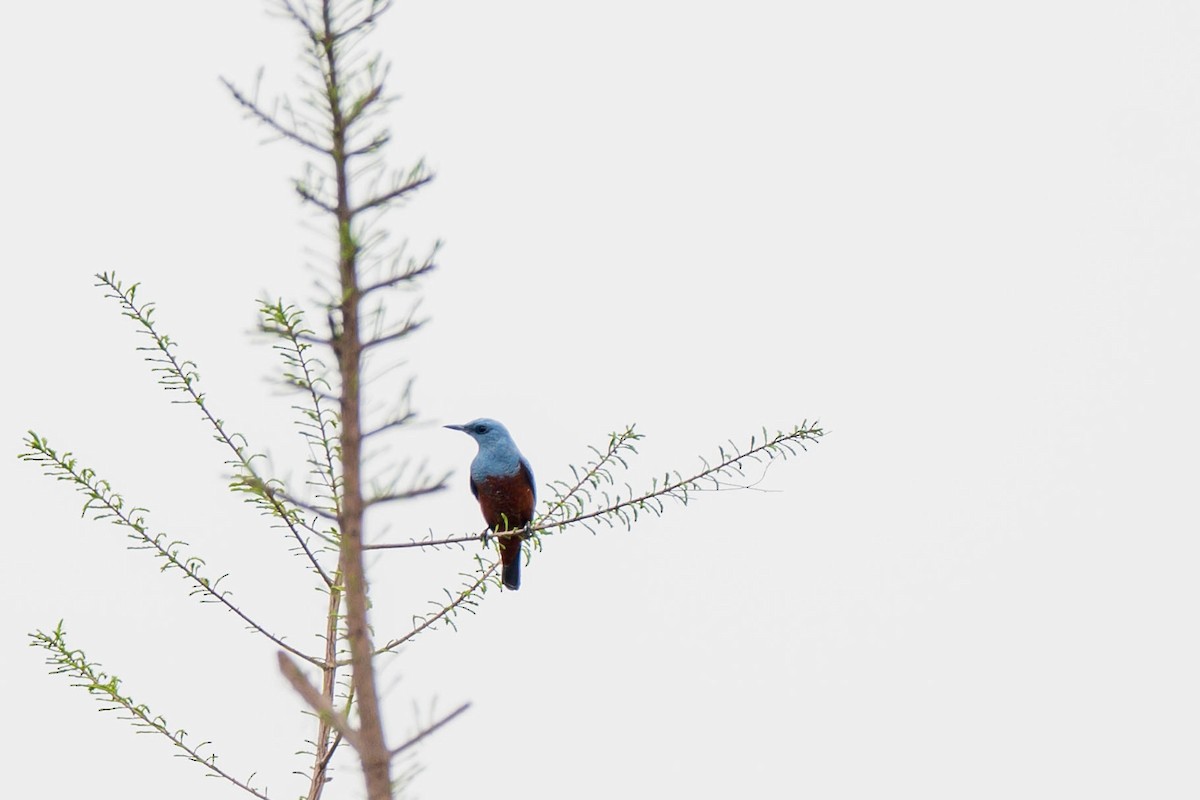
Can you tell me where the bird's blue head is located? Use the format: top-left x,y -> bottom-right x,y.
444,418 -> 515,449
445,418 -> 532,485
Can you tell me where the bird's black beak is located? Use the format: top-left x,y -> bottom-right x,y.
443,424 -> 465,432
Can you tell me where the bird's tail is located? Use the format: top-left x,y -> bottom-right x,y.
499,535 -> 521,591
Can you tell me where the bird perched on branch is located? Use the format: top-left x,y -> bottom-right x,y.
445,418 -> 536,591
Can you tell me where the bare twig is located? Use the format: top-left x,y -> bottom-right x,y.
346,132 -> 391,158
276,0 -> 320,41
222,78 -> 331,155
361,317 -> 425,351
361,413 -> 416,440
351,174 -> 433,216
364,483 -> 447,507
360,259 -> 437,296
297,184 -> 337,213
389,703 -> 472,757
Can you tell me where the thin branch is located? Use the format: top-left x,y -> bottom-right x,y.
360,317 -> 425,351
276,0 -> 320,41
359,259 -> 437,296
273,487 -> 341,521
389,703 -> 471,758
540,425 -> 825,534
346,132 -> 390,158
233,478 -> 335,586
351,174 -> 433,216
296,332 -> 334,347
364,482 -> 447,508
297,184 -> 337,213
364,563 -> 498,662
223,78 -> 331,155
363,530 -> 482,551
538,426 -> 640,525
260,300 -> 343,525
286,511 -> 339,547
284,521 -> 334,586
343,84 -> 383,127
361,413 -> 415,440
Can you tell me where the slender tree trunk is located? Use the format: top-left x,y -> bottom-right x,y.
321,1 -> 392,796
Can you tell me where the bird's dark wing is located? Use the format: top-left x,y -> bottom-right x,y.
518,457 -> 536,502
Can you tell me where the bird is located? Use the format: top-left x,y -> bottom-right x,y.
445,418 -> 536,590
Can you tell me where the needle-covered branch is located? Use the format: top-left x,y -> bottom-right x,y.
30,623 -> 271,800
537,425 -> 643,527
361,562 -> 498,662
258,300 -> 343,526
19,433 -> 324,668
538,423 -> 826,537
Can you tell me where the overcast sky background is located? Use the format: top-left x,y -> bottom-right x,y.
4,1 -> 1198,798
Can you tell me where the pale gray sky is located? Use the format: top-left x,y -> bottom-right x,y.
5,1 -> 1198,798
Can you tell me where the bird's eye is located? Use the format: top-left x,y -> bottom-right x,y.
474,424 -> 488,434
